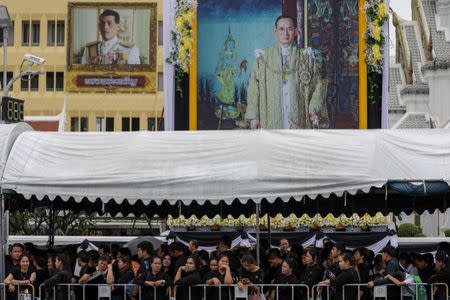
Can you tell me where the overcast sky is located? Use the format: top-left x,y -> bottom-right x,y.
389,1 -> 412,52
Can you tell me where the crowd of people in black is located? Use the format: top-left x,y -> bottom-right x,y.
3,237 -> 450,300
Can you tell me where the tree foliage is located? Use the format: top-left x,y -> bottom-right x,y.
9,208 -> 97,235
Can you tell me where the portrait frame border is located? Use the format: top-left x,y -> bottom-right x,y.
67,2 -> 157,72
188,0 -> 368,130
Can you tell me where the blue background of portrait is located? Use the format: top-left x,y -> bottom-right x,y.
197,0 -> 281,129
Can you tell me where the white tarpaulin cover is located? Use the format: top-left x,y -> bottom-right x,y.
0,123 -> 33,176
2,129 -> 450,204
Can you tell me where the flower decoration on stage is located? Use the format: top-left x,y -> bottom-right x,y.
199,215 -> 212,227
367,212 -> 389,226
312,214 -> 323,227
166,0 -> 197,92
365,0 -> 388,73
271,214 -> 285,229
186,215 -> 198,226
323,213 -> 339,227
222,215 -> 236,227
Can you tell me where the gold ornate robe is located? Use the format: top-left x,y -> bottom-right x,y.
245,44 -> 329,129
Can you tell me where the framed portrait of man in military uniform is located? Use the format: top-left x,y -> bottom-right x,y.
191,0 -> 368,130
66,2 -> 157,92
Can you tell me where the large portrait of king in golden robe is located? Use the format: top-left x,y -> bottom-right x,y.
197,0 -> 360,130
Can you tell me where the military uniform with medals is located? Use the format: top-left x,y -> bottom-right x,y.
81,36 -> 140,65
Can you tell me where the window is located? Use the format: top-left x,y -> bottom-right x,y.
106,117 -> 114,131
46,72 -> 54,91
71,117 -> 89,131
131,117 -> 140,131
30,75 -> 39,91
57,21 -> 65,45
122,117 -> 130,131
21,74 -> 39,91
55,72 -> 64,91
0,72 -> 14,90
96,117 -> 104,132
96,117 -> 114,131
157,118 -> 164,131
47,72 -> 64,91
48,20 -> 64,46
0,21 -> 14,46
147,118 -> 156,131
22,21 -> 30,45
22,20 -> 40,46
31,21 -> 40,45
21,77 -> 28,91
158,21 -> 163,46
157,72 -> 164,92
70,117 -> 79,132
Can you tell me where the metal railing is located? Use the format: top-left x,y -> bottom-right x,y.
173,283 -> 310,300
0,281 -> 439,300
0,283 -> 35,300
38,283 -> 144,300
314,282 -> 449,300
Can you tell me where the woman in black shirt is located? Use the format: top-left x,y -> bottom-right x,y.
320,252 -> 359,300
174,255 -> 203,300
274,258 -> 299,300
106,255 -> 135,300
4,254 -> 36,299
205,252 -> 238,300
143,256 -> 172,300
299,248 -> 324,298
43,253 -> 72,300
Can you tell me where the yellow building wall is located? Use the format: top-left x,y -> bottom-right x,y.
0,0 -> 164,131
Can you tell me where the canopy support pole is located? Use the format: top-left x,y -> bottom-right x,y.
268,213 -> 271,247
47,203 -> 56,249
255,201 -> 260,267
0,192 -> 5,282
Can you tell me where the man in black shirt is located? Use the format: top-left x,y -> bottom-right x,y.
368,246 -> 401,300
5,243 -> 24,278
170,242 -> 188,272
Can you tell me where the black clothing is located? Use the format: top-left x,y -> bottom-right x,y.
205,270 -> 238,300
134,257 -> 152,285
300,263 -> 324,299
301,264 -> 324,288
373,258 -> 402,300
112,268 -> 135,300
239,268 -> 265,298
330,268 -> 359,300
274,273 -> 299,300
43,270 -> 71,300
357,263 -> 371,300
4,257 -> 18,280
7,266 -> 36,300
175,271 -> 203,300
240,268 -> 265,284
265,264 -> 282,284
419,265 -> 435,283
173,255 -> 188,273
142,271 -> 172,300
427,264 -> 450,300
34,268 -> 49,297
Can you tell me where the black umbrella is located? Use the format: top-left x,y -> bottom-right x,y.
124,236 -> 164,254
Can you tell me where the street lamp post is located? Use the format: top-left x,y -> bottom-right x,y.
0,5 -> 11,93
0,5 -> 10,284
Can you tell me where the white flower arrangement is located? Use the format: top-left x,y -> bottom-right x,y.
322,213 -> 339,227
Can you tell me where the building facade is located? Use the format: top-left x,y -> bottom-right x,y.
0,0 -> 164,132
389,0 -> 450,236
